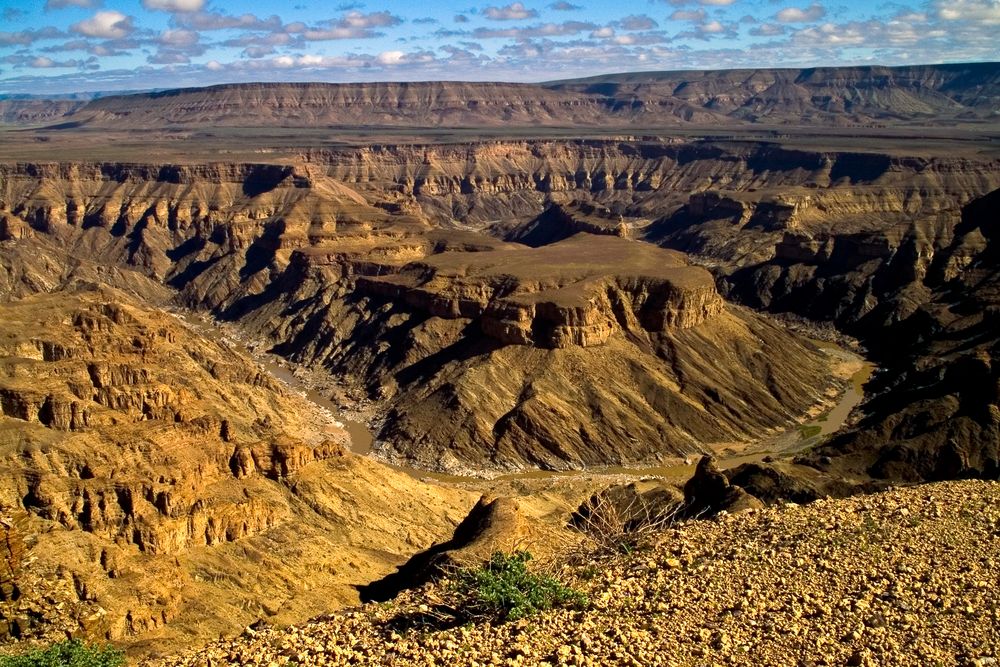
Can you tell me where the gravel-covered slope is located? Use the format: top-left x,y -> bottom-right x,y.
147,479 -> 999,667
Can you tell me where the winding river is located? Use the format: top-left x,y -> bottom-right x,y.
179,312 -> 874,484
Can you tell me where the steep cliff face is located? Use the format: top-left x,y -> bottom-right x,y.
652,178 -> 1000,483
649,149 -> 1000,333
0,286 -> 474,652
358,235 -> 722,348
803,188 -> 1000,481
549,63 -> 1000,122
72,81 -> 625,128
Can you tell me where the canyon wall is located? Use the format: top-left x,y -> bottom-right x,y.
0,140 -> 884,472
1,138 -> 998,474
0,285 -> 474,652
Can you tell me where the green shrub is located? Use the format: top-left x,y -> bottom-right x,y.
450,551 -> 587,622
0,640 -> 125,667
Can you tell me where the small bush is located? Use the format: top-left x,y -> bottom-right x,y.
569,485 -> 683,558
449,551 -> 587,622
0,640 -> 125,667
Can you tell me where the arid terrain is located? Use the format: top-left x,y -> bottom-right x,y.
0,62 -> 998,663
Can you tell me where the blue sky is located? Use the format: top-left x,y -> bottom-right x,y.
0,0 -> 997,94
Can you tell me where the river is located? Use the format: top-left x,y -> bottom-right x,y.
176,311 -> 874,484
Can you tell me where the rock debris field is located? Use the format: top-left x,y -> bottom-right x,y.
146,479 -> 999,667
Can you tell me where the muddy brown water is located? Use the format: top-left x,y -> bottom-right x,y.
178,312 -> 874,484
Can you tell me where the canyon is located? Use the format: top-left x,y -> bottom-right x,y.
0,63 -> 999,659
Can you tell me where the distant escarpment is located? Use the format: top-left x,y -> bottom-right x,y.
26,63 -> 1000,129
0,99 -> 86,124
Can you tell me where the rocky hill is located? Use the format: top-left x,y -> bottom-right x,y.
144,479 -> 1000,666
21,62 -> 1000,129
0,283 -> 475,653
0,100 -> 86,125
1,135 -> 997,477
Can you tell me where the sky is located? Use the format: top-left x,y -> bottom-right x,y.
0,0 -> 997,95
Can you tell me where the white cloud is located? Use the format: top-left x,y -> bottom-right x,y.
45,0 -> 101,9
175,12 -> 282,31
474,20 -> 596,38
376,50 -> 406,65
617,15 -> 658,30
340,11 -> 399,28
141,0 -> 205,12
591,27 -> 615,38
159,29 -> 199,47
267,54 -> 367,68
671,8 -> 707,21
750,23 -> 786,35
776,3 -> 827,23
702,20 -> 726,32
0,27 -> 65,46
484,2 -> 538,20
936,0 -> 1000,24
302,11 -> 402,40
70,11 -> 133,39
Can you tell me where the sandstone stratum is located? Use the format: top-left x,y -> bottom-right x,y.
0,63 -> 999,662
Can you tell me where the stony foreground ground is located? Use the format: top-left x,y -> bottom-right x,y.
147,480 -> 1000,667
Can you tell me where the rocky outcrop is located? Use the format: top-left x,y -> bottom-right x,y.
359,494 -> 551,603
230,437 -> 346,480
570,482 -> 685,537
358,234 -> 723,349
503,204 -> 631,248
681,456 -> 763,517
